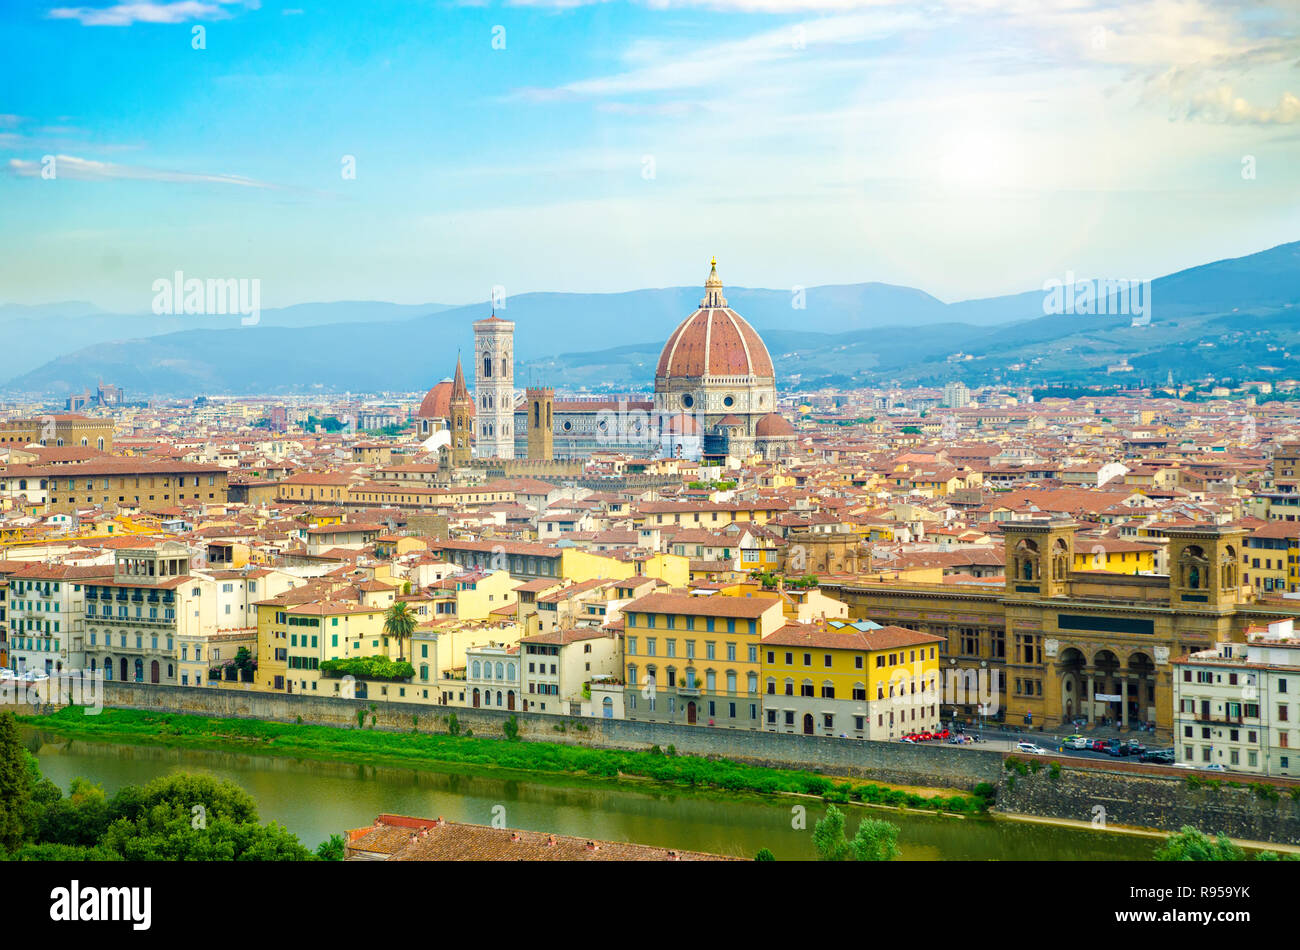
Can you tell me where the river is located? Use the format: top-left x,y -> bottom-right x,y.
23,728 -> 1160,860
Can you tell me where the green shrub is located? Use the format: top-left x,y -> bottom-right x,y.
319,656 -> 415,681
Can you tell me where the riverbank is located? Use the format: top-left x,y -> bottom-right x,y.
25,730 -> 1162,860
20,706 -> 992,817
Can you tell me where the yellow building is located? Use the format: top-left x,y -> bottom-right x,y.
622,592 -> 786,728
429,569 -> 519,622
1071,538 -> 1159,575
760,620 -> 943,739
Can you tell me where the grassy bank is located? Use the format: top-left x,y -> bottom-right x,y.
21,706 -> 993,816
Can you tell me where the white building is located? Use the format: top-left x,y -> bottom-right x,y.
5,562 -> 107,674
466,643 -> 521,711
519,627 -> 621,715
1173,617 -> 1300,776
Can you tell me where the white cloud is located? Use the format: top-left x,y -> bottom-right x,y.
1179,87 -> 1300,125
47,1 -> 245,26
6,154 -> 281,187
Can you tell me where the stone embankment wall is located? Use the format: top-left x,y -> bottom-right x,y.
62,683 -> 1300,845
997,758 -> 1300,845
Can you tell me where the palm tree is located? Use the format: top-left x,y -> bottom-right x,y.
383,601 -> 418,661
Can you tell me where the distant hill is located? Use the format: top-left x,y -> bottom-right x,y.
0,301 -> 455,380
7,241 -> 1299,396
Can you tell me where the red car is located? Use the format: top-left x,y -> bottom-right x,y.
917,731 -> 933,741
1090,739 -> 1108,752
933,729 -> 950,741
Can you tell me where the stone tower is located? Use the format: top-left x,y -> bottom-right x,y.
1004,519 -> 1076,598
1166,525 -> 1244,609
473,312 -> 515,459
449,354 -> 473,469
526,387 -> 554,461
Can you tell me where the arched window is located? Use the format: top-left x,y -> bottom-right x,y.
472,660 -> 481,678
1015,538 -> 1039,581
1181,545 -> 1208,590
495,662 -> 504,680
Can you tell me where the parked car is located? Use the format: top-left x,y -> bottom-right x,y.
0,669 -> 14,681
1200,763 -> 1228,772
933,729 -> 950,741
1016,741 -> 1047,755
1090,739 -> 1108,752
1106,742 -> 1130,756
1064,736 -> 1089,749
900,736 -> 916,743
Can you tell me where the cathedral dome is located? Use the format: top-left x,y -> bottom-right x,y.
755,412 -> 795,438
655,260 -> 775,380
417,379 -> 454,419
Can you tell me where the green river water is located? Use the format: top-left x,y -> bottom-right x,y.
22,728 -> 1160,860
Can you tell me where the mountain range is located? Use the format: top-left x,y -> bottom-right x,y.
6,241 -> 1299,397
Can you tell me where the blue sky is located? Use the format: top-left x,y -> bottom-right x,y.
2,0 -> 1299,313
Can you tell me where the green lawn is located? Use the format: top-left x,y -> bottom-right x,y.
22,706 -> 991,815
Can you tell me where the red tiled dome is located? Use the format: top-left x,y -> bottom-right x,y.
656,308 -> 775,379
417,379 -> 474,419
755,412 -> 795,438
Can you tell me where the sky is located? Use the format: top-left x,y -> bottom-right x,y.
1,0 -> 1299,313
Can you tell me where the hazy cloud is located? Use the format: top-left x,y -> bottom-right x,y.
6,154 -> 281,187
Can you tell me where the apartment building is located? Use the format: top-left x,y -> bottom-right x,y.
1173,617 -> 1300,776
7,562 -> 109,674
761,620 -> 944,740
623,592 -> 785,728
84,541 -> 209,686
518,627 -> 621,715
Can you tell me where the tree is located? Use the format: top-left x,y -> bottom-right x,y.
1154,826 -> 1245,861
813,805 -> 900,862
36,777 -> 111,847
101,774 -> 314,861
754,848 -> 776,862
812,805 -> 851,861
316,833 -> 346,861
383,602 -> 418,661
851,818 -> 900,862
0,713 -> 32,852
